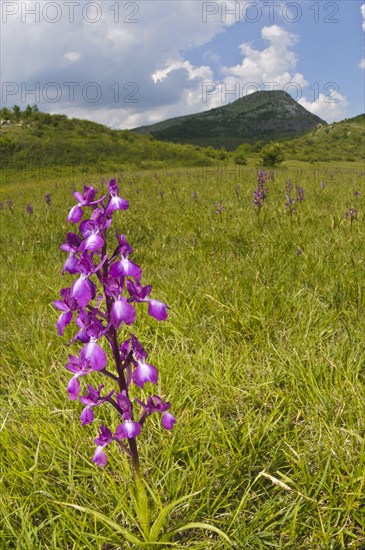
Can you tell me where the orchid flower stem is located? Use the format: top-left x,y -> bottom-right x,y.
101,369 -> 120,383
115,439 -> 134,459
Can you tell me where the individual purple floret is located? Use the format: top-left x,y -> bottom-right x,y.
55,178 -> 174,473
79,384 -> 114,426
68,185 -> 105,224
92,425 -> 114,467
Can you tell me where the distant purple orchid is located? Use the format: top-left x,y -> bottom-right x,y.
344,208 -> 358,223
55,179 -> 174,473
214,202 -> 225,215
285,181 -> 305,213
253,170 -> 268,209
26,203 -> 33,216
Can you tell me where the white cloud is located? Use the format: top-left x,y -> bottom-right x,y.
361,4 -> 365,31
2,0 -> 228,123
298,93 -> 349,123
64,51 -> 80,63
359,59 -> 365,69
221,25 -> 307,89
152,60 -> 212,84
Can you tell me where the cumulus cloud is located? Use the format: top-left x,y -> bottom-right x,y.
361,4 -> 365,31
221,25 -> 307,89
359,59 -> 365,69
298,93 -> 349,123
1,0 -> 229,125
195,25 -> 308,110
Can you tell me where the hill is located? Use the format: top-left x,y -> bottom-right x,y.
0,107 -> 215,170
132,90 -> 326,150
278,114 -> 365,162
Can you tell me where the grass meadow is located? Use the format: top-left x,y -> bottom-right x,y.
0,162 -> 365,549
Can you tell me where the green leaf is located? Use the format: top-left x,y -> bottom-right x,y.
53,500 -> 145,545
161,521 -> 233,546
149,490 -> 203,541
133,477 -> 151,539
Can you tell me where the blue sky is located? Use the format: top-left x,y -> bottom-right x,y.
1,1 -> 364,128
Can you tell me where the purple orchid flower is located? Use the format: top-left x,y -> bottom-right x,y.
79,384 -> 114,425
115,420 -> 141,440
53,287 -> 78,336
106,179 -> 129,215
109,234 -> 142,280
92,425 -> 114,467
61,233 -> 82,274
136,395 -> 176,430
68,186 -> 105,224
79,219 -> 105,252
110,297 -> 136,329
69,308 -> 106,344
126,280 -> 168,321
65,341 -> 107,400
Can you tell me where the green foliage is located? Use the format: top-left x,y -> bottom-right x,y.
0,107 -> 215,170
234,154 -> 247,166
261,142 -> 284,167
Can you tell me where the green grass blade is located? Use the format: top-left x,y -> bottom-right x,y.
161,521 -> 233,546
53,500 -> 145,545
149,490 -> 203,541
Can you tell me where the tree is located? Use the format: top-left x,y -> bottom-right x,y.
24,104 -> 33,119
261,142 -> 284,167
12,105 -> 21,122
234,154 -> 247,166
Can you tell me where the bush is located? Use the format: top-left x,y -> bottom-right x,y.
261,142 -> 284,167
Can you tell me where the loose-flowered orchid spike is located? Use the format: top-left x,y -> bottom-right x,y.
45,193 -> 51,205
26,203 -> 33,216
253,170 -> 268,209
55,179 -> 175,472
